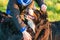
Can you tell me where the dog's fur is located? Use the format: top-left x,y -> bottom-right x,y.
20,9 -> 52,40
0,10 -> 60,40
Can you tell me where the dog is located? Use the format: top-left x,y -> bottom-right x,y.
0,10 -> 60,40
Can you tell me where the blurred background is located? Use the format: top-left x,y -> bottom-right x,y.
0,0 -> 60,22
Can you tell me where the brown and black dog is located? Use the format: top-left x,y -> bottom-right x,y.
20,8 -> 52,40
0,10 -> 60,40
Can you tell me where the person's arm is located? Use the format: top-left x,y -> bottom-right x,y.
6,0 -> 24,30
35,0 -> 44,7
6,0 -> 28,33
35,0 -> 47,12
6,0 -> 32,40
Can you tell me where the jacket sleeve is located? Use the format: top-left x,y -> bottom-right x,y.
6,0 -> 24,30
35,0 -> 44,7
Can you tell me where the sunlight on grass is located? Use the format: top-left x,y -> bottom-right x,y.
47,11 -> 60,22
44,0 -> 60,22
45,1 -> 54,6
0,0 -> 8,12
55,3 -> 60,11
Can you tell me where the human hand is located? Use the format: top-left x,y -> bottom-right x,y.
22,31 -> 32,40
41,4 -> 47,12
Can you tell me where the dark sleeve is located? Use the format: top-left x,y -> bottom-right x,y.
6,0 -> 22,30
35,0 -> 44,7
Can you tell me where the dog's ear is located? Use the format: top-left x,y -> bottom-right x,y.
34,10 -> 40,14
34,9 -> 40,18
33,9 -> 40,16
40,10 -> 48,19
